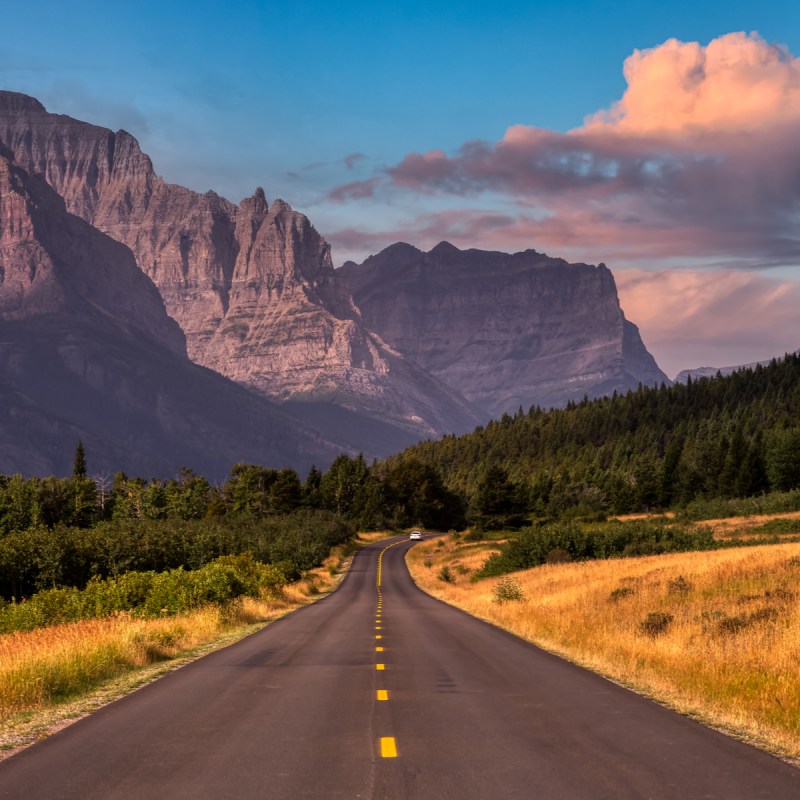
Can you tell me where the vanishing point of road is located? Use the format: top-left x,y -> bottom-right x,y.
1,536 -> 799,799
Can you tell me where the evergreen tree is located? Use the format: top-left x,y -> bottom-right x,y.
72,441 -> 87,480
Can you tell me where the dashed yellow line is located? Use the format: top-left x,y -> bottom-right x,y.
376,646 -> 384,652
376,690 -> 389,701
376,663 -> 385,671
375,635 -> 382,639
380,737 -> 398,758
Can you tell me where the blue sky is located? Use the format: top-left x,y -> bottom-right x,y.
3,1 -> 800,374
3,1 -> 796,199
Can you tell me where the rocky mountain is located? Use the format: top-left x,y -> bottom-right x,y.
338,242 -> 669,416
0,90 -> 670,463
0,144 -> 339,478
0,91 -> 481,452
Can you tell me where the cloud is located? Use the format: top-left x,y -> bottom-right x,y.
344,152 -> 366,170
328,177 -> 382,203
616,268 -> 800,377
585,32 -> 800,135
328,32 -> 800,269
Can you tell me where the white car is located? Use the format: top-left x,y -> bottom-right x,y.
409,531 -> 422,540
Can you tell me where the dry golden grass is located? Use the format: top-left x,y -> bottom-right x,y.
408,536 -> 800,760
0,544 -> 350,753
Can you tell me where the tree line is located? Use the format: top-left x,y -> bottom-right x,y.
4,353 -> 800,599
386,353 -> 800,525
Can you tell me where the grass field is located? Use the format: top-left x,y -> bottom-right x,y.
0,539 -> 363,756
408,531 -> 800,761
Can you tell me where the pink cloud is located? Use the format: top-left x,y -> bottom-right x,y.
585,32 -> 800,135
328,32 -> 800,269
328,177 -> 382,202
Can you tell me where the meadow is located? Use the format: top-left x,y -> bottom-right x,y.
408,526 -> 800,761
0,541 -> 358,755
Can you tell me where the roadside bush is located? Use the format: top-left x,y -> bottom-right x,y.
639,612 -> 673,638
493,577 -> 524,603
0,511 -> 353,601
0,554 -> 286,634
438,566 -> 455,583
475,520 -> 714,579
609,586 -> 634,602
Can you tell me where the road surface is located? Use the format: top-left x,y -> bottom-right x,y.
1,536 -> 799,798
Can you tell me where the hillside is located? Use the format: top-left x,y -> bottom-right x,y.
386,354 -> 800,517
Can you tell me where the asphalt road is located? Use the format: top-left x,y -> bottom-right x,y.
1,536 -> 799,799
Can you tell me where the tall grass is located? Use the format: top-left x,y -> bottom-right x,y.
0,545 -> 348,720
409,537 -> 800,759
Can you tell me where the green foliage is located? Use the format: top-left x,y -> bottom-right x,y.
438,565 -> 455,583
678,488 -> 800,521
475,520 -> 715,578
471,465 -> 525,530
383,458 -> 465,530
384,354 -> 800,519
0,554 -> 286,634
751,518 -> 800,535
493,576 -> 524,603
0,511 -> 353,600
639,612 -> 673,637
72,441 -> 87,480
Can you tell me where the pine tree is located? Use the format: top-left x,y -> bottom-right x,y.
72,440 -> 87,479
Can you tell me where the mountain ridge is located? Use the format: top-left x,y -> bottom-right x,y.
0,90 -> 481,446
338,241 -> 669,416
0,144 -> 342,478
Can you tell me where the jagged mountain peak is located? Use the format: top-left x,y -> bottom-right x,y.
0,92 -> 481,454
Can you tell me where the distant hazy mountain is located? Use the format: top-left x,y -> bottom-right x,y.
0,144 -> 339,478
674,356 -> 794,384
339,242 -> 669,416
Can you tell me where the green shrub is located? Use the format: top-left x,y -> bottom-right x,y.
609,586 -> 634,602
475,519 -> 715,579
438,565 -> 455,583
0,554 -> 287,634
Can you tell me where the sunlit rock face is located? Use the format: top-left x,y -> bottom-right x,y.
0,90 -> 666,452
0,145 -> 340,477
338,241 -> 669,416
0,91 -> 481,447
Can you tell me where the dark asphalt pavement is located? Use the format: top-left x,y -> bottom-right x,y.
1,535 -> 799,799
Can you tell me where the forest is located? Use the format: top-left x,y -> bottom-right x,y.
387,353 -> 800,527
3,354 -> 800,606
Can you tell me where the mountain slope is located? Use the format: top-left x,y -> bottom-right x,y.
0,146 -> 339,478
338,242 -> 669,415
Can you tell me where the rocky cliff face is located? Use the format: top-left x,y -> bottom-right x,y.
0,90 -> 669,457
0,92 -> 479,445
338,242 -> 669,416
0,146 -> 340,477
